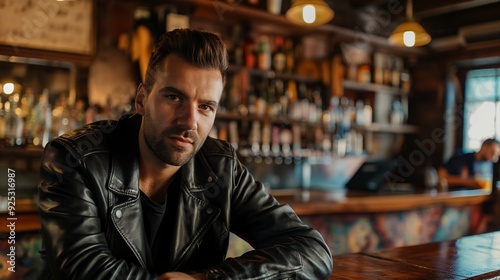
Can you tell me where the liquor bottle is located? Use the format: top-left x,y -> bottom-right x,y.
383,55 -> 393,85
250,120 -> 261,156
218,122 -> 228,141
297,83 -> 308,121
33,89 -> 52,147
392,57 -> 403,88
20,87 -> 35,145
14,106 -> 25,146
324,96 -> 336,134
5,93 -> 19,146
311,87 -> 322,123
267,0 -> 283,15
340,96 -> 351,137
273,36 -> 286,73
390,99 -> 405,125
355,99 -> 365,126
228,24 -> 243,67
255,79 -> 268,116
373,52 -> 384,84
257,35 -> 271,71
53,94 -> 72,137
0,101 -> 5,141
275,79 -> 287,116
228,121 -> 239,150
280,128 -> 293,163
234,41 -> 244,66
271,124 -> 281,157
261,121 -> 271,158
286,80 -> 298,118
291,123 -> 301,158
284,38 -> 295,74
247,85 -> 257,115
357,64 -> 371,84
363,99 -> 373,126
243,24 -> 256,68
266,79 -> 276,117
401,68 -> 411,93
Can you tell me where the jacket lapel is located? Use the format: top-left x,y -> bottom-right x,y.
107,114 -> 153,269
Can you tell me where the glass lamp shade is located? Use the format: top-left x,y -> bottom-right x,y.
285,0 -> 334,26
389,20 -> 431,47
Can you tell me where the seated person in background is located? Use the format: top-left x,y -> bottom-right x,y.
438,138 -> 500,189
38,28 -> 333,280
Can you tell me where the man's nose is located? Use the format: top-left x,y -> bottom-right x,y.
177,103 -> 198,130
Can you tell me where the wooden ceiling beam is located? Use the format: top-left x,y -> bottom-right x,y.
414,0 -> 500,19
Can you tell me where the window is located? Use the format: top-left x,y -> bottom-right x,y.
463,68 -> 500,152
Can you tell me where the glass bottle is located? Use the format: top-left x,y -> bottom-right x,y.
257,36 -> 271,71
273,36 -> 286,73
285,38 -> 295,74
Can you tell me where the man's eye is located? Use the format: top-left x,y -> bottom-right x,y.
166,95 -> 180,101
200,105 -> 214,112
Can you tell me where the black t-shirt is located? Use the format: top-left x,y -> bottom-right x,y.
140,174 -> 181,273
140,190 -> 166,248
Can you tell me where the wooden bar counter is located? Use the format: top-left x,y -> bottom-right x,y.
331,230 -> 500,279
268,188 -> 493,256
271,188 -> 491,215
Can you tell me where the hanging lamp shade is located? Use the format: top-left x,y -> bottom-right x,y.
388,0 -> 431,47
286,0 -> 334,26
389,20 -> 431,47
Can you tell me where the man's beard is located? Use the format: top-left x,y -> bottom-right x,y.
143,110 -> 205,166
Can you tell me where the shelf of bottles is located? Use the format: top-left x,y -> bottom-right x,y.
0,88 -> 78,148
0,87 -> 131,151
210,27 -> 419,163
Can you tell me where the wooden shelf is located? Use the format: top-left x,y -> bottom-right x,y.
343,80 -> 409,95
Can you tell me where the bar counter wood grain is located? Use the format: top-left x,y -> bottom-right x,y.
331,230 -> 500,279
271,189 -> 491,215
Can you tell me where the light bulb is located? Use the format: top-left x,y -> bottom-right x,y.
3,83 -> 14,94
403,31 -> 416,47
302,5 -> 316,24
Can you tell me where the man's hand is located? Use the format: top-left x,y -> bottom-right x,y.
157,272 -> 207,280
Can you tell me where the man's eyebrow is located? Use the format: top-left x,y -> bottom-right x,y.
203,99 -> 219,108
158,86 -> 185,96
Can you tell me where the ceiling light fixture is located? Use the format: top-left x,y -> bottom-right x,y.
389,0 -> 431,47
286,0 -> 334,26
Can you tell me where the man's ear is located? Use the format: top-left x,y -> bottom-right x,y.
135,83 -> 147,115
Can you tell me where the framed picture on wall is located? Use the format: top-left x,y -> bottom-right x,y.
0,0 -> 95,55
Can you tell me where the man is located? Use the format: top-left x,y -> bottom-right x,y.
438,138 -> 500,189
38,29 -> 333,279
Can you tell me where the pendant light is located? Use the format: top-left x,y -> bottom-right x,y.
286,0 -> 334,26
389,0 -> 431,47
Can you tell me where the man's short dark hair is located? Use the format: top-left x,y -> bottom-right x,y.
482,138 -> 500,147
143,28 -> 229,92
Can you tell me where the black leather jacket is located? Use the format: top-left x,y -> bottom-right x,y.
38,114 -> 333,279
